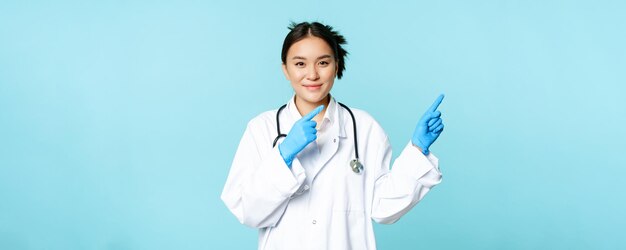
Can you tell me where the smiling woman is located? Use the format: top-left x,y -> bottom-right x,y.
281,35 -> 336,123
221,21 -> 446,249
279,22 -> 348,125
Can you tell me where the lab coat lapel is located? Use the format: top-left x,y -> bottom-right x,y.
285,96 -> 322,177
309,99 -> 347,182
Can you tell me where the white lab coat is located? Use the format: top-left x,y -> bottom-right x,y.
221,96 -> 442,250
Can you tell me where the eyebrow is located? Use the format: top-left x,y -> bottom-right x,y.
291,55 -> 333,60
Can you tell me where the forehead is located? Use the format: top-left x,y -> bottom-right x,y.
287,36 -> 334,59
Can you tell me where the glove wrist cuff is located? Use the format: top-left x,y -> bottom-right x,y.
278,143 -> 294,167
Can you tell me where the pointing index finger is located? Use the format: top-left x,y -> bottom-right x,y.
428,94 -> 445,112
301,105 -> 324,121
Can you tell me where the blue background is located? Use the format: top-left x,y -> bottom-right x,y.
1,0 -> 625,249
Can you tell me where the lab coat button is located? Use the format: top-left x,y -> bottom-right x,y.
312,220 -> 317,224
333,138 -> 336,143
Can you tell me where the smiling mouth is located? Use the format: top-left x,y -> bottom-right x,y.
303,84 -> 322,90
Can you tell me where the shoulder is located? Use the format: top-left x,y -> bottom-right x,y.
344,107 -> 375,124
246,109 -> 277,130
239,108 -> 281,148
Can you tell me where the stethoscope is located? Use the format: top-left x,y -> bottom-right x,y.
272,102 -> 364,174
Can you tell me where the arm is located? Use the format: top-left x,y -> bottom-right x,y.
221,122 -> 306,228
371,94 -> 446,224
371,139 -> 442,224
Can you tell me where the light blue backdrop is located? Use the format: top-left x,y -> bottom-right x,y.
1,0 -> 624,249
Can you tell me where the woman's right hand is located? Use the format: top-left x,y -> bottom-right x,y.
278,105 -> 324,167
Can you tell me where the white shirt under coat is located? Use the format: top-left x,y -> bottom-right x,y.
221,95 -> 443,250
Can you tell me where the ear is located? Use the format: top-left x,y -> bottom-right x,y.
281,63 -> 291,81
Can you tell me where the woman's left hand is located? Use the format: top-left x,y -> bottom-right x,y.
412,94 -> 445,155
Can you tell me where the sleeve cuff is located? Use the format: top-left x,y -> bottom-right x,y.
396,141 -> 440,180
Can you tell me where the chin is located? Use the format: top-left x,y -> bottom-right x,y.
297,91 -> 329,104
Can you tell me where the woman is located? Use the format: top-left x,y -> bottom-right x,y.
221,21 -> 445,250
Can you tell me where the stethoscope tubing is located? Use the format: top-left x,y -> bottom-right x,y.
272,102 -> 362,173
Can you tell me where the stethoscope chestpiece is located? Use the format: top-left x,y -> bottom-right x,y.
350,159 -> 363,174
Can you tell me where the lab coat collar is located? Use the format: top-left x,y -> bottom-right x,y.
286,95 -> 346,138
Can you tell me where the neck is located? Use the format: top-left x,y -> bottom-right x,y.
294,94 -> 331,119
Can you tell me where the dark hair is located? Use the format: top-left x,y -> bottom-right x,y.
281,21 -> 348,79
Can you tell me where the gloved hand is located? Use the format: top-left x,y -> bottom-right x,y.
278,105 -> 324,167
412,94 -> 445,155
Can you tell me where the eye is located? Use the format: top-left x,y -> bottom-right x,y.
319,61 -> 329,66
295,62 -> 305,67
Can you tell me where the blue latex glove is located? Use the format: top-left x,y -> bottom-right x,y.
412,94 -> 445,155
278,105 -> 324,167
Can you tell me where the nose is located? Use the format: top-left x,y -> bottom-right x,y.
306,66 -> 320,81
